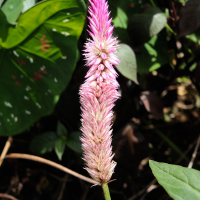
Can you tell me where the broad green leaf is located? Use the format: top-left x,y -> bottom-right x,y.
1,0 -> 86,49
22,0 -> 36,13
112,7 -> 131,41
128,7 -> 167,45
56,121 -> 67,137
116,43 -> 138,84
55,138 -> 66,160
66,131 -> 82,154
30,132 -> 58,154
112,7 -> 128,29
2,0 -> 23,24
136,31 -> 168,73
149,160 -> 200,200
0,0 -> 86,136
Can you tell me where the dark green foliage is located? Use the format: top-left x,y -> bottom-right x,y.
30,131 -> 58,154
30,121 -> 82,160
66,131 -> 83,154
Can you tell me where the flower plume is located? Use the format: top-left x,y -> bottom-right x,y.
79,0 -> 120,184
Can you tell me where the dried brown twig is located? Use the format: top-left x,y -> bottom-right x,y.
188,135 -> 200,168
0,137 -> 13,167
6,153 -> 97,185
57,174 -> 69,200
0,193 -> 18,200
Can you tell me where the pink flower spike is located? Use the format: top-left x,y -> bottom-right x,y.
79,0 -> 120,185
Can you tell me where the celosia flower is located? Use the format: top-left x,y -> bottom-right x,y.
79,0 -> 120,184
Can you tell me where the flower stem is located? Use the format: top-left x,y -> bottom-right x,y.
102,182 -> 111,200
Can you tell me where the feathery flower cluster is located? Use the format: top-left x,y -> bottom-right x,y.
80,0 -> 120,184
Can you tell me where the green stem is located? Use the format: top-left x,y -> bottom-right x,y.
165,23 -> 176,36
102,182 -> 111,200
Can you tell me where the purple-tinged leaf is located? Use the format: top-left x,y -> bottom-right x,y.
179,0 -> 200,38
140,91 -> 163,118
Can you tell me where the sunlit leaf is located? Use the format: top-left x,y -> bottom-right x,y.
1,0 -> 23,24
116,43 -> 138,84
112,7 -> 128,29
149,160 -> 200,200
0,0 -> 5,7
22,0 -> 36,13
136,31 -> 168,73
55,138 -> 67,160
178,0 -> 187,3
112,7 -> 130,41
185,29 -> 200,45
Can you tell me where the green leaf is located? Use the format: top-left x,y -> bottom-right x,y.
185,29 -> 200,45
66,131 -> 82,154
128,7 -> 167,45
55,138 -> 66,160
2,0 -> 23,24
30,132 -> 58,154
112,7 -> 128,29
112,7 -> 131,41
56,121 -> 67,137
116,43 -> 138,84
22,0 -> 36,13
1,0 -> 86,49
149,160 -> 200,200
0,0 -> 86,136
136,31 -> 169,73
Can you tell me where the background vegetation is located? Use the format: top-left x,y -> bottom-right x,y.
1,0 -> 200,199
